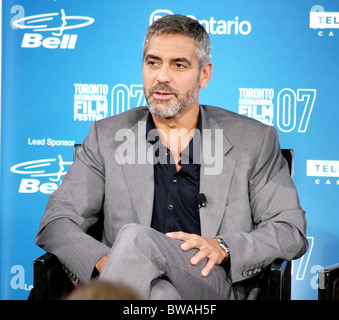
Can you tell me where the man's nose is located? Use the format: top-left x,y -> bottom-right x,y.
157,64 -> 171,83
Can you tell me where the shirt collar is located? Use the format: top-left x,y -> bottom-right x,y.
145,107 -> 201,164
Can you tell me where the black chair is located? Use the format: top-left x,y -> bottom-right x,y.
318,263 -> 339,300
29,147 -> 294,300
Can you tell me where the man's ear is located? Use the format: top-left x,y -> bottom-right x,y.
199,62 -> 213,89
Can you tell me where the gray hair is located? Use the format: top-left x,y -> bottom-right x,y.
143,14 -> 211,70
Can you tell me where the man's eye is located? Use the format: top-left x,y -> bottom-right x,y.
176,63 -> 186,69
148,61 -> 158,67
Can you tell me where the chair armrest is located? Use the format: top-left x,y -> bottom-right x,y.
318,263 -> 339,300
271,258 -> 287,273
269,259 -> 291,300
260,258 -> 291,300
33,252 -> 74,300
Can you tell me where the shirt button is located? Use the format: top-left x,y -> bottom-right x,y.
168,204 -> 174,211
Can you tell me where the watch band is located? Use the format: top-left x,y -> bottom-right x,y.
217,238 -> 230,260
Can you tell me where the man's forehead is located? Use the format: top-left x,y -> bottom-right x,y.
144,34 -> 198,61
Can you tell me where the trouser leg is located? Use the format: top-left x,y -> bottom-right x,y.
99,223 -> 232,300
149,279 -> 181,300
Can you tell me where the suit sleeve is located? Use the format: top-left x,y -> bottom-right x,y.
35,121 -> 111,283
220,126 -> 308,284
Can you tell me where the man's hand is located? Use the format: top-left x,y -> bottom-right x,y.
95,253 -> 109,274
166,232 -> 227,277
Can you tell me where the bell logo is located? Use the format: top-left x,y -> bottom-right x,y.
10,155 -> 73,194
21,33 -> 78,49
11,7 -> 94,49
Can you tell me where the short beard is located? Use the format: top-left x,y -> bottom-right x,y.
144,81 -> 200,118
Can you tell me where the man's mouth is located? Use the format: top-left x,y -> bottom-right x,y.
153,91 -> 174,100
149,84 -> 179,100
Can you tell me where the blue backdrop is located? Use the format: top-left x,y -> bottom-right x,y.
1,0 -> 338,300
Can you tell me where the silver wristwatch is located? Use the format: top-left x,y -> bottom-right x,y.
217,238 -> 230,260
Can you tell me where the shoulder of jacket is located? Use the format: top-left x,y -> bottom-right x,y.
95,106 -> 148,129
201,105 -> 270,131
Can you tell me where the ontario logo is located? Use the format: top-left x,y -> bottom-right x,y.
150,9 -> 252,35
11,6 -> 94,49
10,155 -> 73,194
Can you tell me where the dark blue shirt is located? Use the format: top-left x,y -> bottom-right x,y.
146,112 -> 202,235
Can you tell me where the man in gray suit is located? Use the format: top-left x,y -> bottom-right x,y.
36,14 -> 308,299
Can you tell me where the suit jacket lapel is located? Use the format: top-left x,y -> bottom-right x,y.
199,107 -> 235,238
116,113 -> 155,227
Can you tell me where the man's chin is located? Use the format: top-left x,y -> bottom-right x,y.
148,103 -> 182,118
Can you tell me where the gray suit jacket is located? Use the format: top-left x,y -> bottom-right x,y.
36,105 -> 308,298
